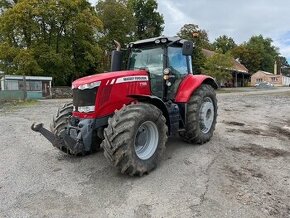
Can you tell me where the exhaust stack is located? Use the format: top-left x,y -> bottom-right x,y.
111,40 -> 123,72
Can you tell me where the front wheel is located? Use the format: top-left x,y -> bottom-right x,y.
181,84 -> 218,144
102,103 -> 168,176
50,103 -> 101,155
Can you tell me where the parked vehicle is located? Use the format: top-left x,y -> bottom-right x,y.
255,82 -> 274,89
31,36 -> 218,176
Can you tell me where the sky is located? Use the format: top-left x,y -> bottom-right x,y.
89,0 -> 290,63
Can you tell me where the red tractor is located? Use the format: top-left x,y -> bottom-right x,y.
32,36 -> 218,176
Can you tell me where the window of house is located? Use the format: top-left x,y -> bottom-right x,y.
271,77 -> 278,82
28,81 -> 42,91
256,78 -> 263,83
5,80 -> 19,90
19,80 -> 42,91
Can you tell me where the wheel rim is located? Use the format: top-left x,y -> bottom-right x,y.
199,97 -> 215,134
134,121 -> 159,160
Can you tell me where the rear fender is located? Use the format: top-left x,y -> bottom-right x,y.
128,95 -> 171,134
175,75 -> 218,103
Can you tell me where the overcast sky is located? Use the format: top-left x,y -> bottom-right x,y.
89,0 -> 290,62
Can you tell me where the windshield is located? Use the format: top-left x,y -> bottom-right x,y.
129,47 -> 164,75
129,47 -> 164,98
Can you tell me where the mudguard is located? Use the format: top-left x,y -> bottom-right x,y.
174,74 -> 218,103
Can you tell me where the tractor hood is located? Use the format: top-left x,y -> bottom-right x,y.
72,70 -> 148,89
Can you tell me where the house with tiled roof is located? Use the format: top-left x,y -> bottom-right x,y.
202,49 -> 250,87
251,70 -> 290,86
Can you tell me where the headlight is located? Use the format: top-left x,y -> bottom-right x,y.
163,68 -> 171,75
78,81 -> 101,90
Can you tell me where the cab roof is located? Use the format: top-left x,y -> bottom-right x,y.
129,36 -> 188,48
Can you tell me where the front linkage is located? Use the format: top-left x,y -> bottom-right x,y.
31,122 -> 86,155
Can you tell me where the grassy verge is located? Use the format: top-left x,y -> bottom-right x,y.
0,99 -> 38,111
216,87 -> 256,93
264,91 -> 290,97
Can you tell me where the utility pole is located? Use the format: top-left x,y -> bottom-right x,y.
23,75 -> 27,100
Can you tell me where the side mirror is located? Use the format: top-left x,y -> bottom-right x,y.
182,41 -> 193,56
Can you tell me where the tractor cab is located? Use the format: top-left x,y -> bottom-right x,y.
114,36 -> 194,100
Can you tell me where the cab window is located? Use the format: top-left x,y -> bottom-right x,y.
168,47 -> 188,76
167,47 -> 189,99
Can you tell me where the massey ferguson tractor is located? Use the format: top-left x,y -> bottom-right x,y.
32,36 -> 218,176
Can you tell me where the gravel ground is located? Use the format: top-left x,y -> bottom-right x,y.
0,88 -> 290,218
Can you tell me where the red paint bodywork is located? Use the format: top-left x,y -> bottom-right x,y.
72,70 -> 216,119
174,74 -> 216,103
72,70 -> 151,119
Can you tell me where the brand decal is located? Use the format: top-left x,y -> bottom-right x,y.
116,76 -> 149,84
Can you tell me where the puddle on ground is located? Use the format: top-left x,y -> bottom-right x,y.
269,126 -> 290,140
225,120 -> 290,141
229,143 -> 290,158
224,121 -> 246,127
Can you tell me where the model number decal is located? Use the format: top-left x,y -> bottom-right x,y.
116,76 -> 149,84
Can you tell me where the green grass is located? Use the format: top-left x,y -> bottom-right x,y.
0,99 -> 38,111
217,88 -> 255,93
15,99 -> 38,106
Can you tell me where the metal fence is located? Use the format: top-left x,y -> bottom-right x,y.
0,90 -> 43,100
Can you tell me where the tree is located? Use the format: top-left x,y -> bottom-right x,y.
231,35 -> 279,73
278,56 -> 289,66
203,53 -> 234,85
177,24 -> 212,74
177,24 -> 212,49
0,0 -> 103,85
0,0 -> 18,13
231,45 -> 260,74
96,0 -> 136,48
277,56 -> 289,75
213,35 -> 237,54
96,0 -> 136,71
128,0 -> 164,40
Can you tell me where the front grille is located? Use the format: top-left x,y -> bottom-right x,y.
98,85 -> 112,106
73,87 -> 98,112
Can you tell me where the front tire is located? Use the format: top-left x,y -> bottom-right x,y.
50,103 -> 74,154
181,84 -> 217,144
50,103 -> 101,155
102,103 -> 168,176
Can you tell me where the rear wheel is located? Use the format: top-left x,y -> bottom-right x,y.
102,103 -> 168,176
50,102 -> 101,155
181,84 -> 217,144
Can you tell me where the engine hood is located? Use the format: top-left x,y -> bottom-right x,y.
72,70 -> 148,88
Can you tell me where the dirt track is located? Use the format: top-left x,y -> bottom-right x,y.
0,88 -> 290,217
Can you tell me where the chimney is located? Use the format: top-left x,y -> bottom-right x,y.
274,61 -> 277,75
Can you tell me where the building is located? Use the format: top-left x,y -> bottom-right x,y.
0,75 -> 52,100
251,71 -> 290,86
202,49 -> 250,87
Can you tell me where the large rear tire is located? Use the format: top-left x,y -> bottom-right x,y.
50,103 -> 101,155
102,103 -> 168,176
181,84 -> 217,144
